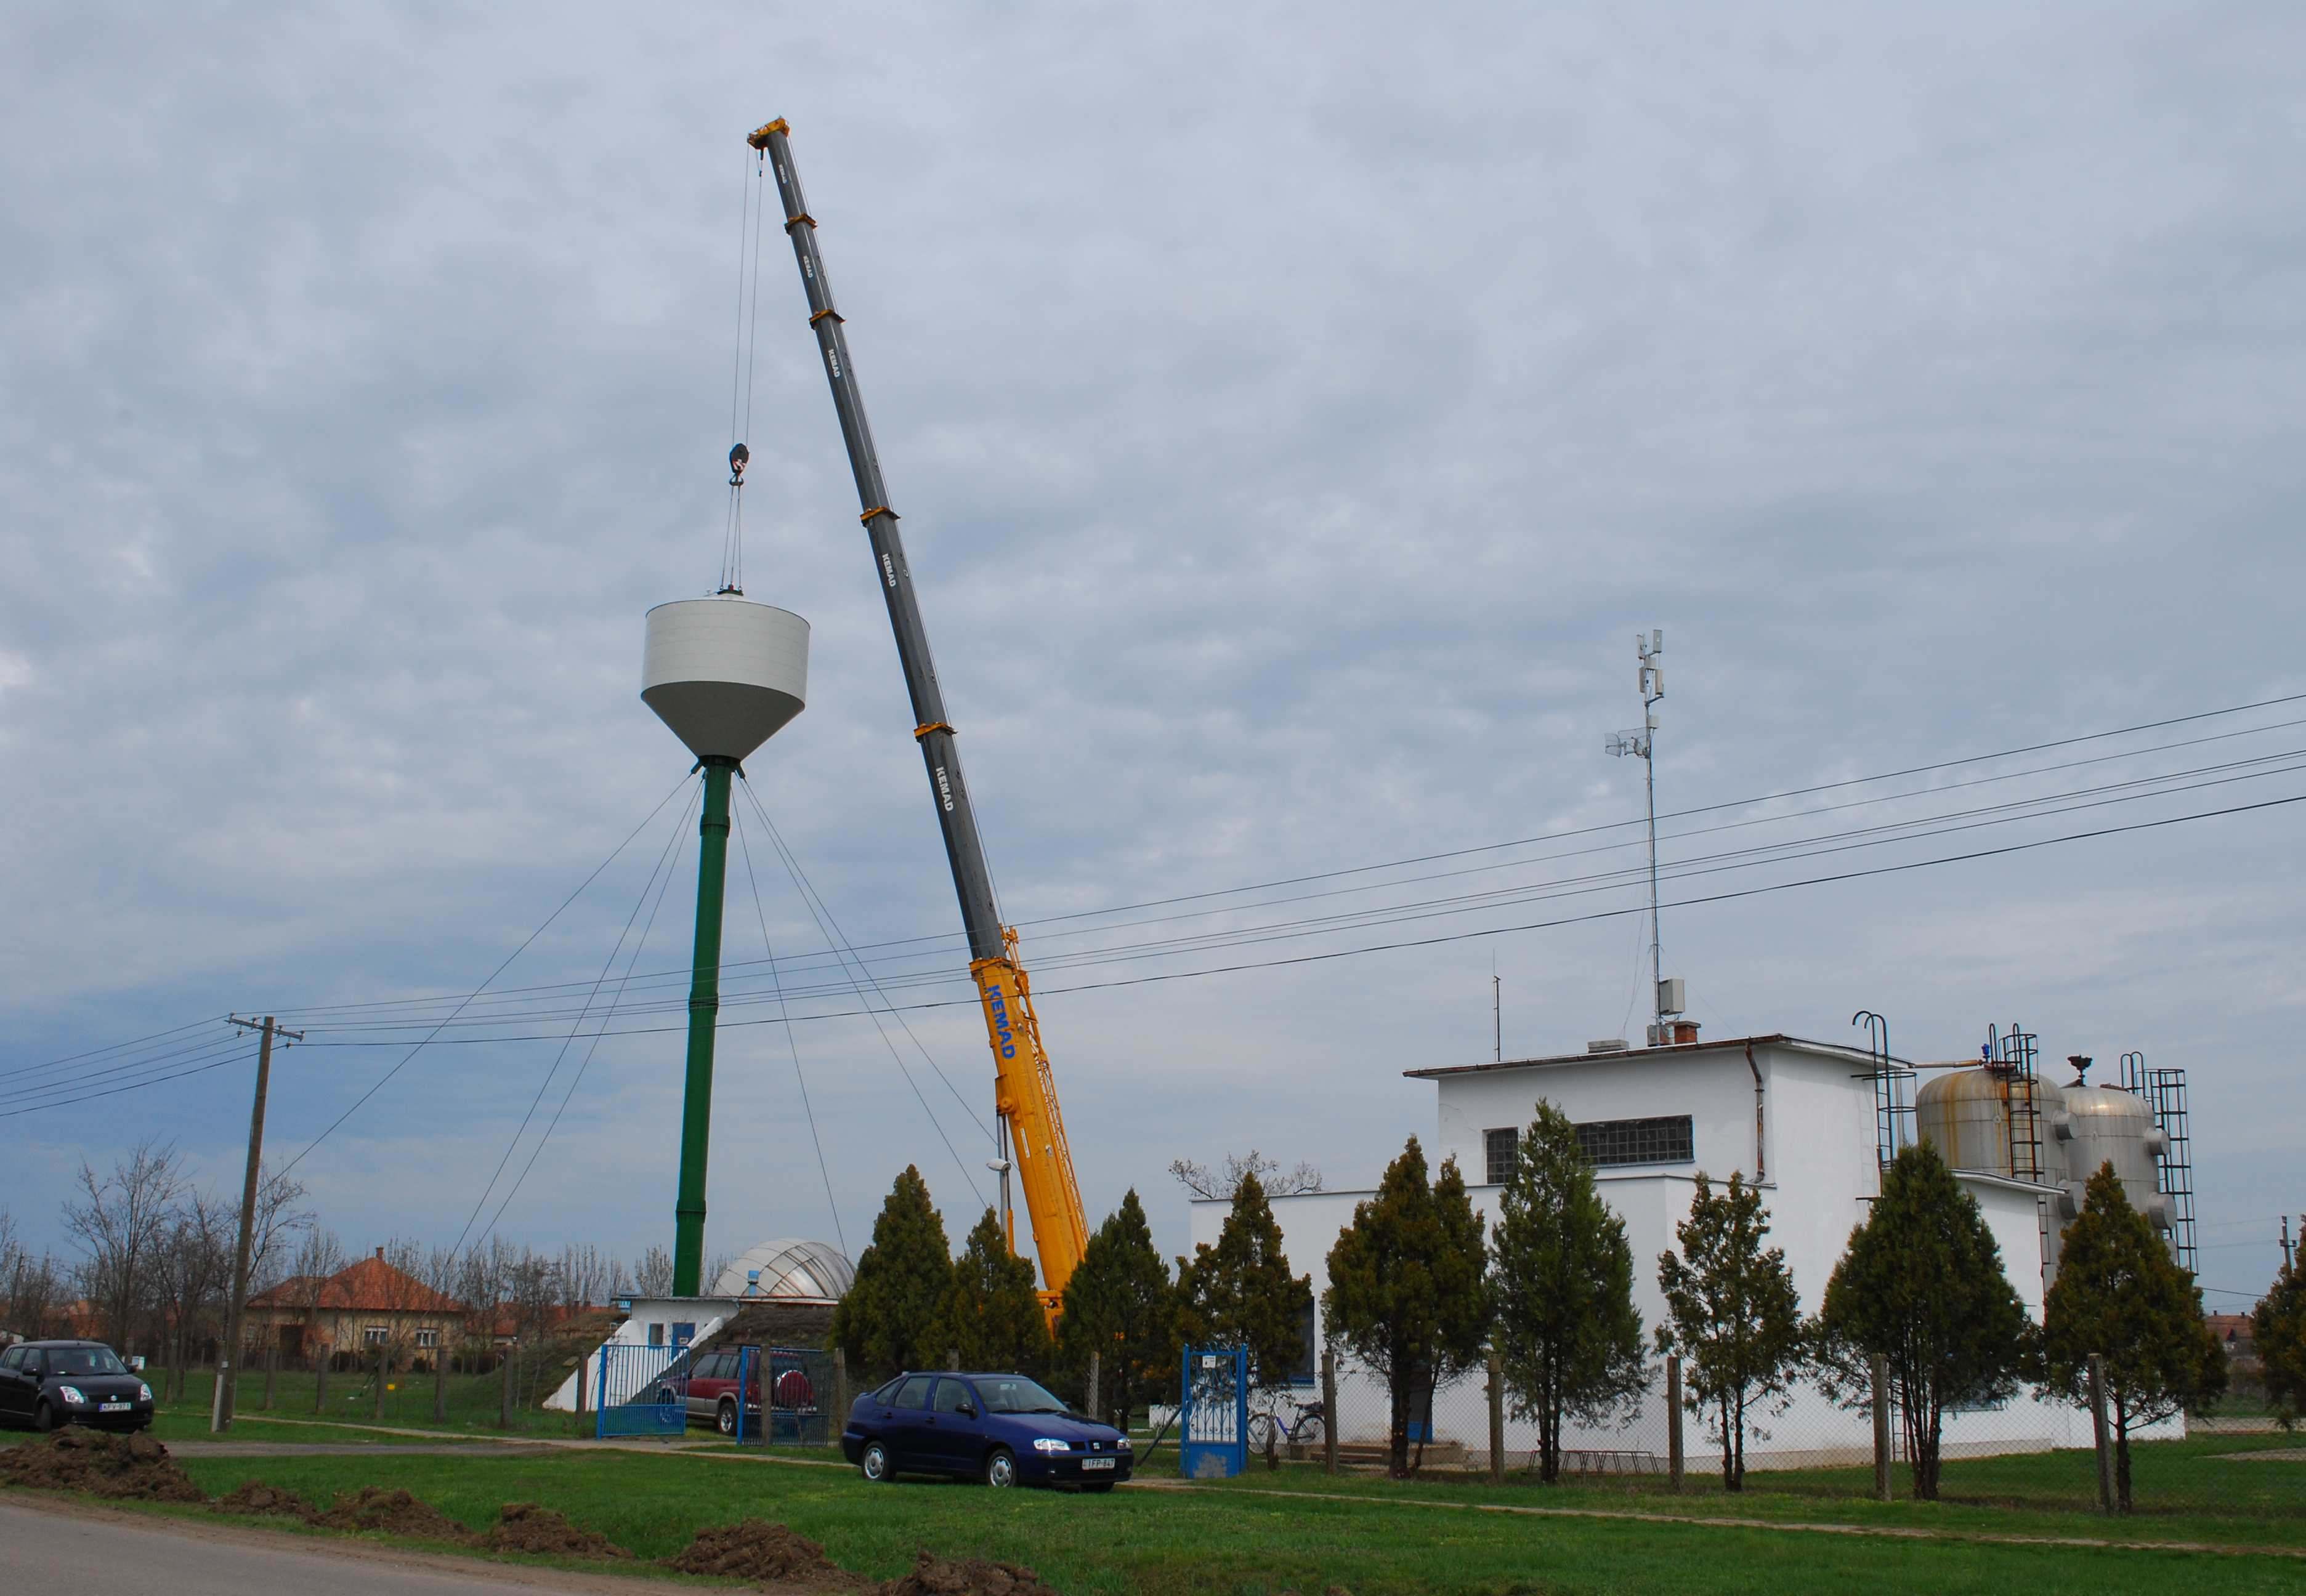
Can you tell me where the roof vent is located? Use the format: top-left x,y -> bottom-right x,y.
1587,1038 -> 1628,1054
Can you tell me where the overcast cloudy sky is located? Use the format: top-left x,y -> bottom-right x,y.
4,3 -> 2301,1308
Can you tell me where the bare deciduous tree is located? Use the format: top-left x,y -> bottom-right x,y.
631,1245 -> 673,1297
1169,1150 -> 1324,1202
63,1140 -> 185,1353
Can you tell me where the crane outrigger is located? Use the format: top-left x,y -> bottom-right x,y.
748,118 -> 1090,1316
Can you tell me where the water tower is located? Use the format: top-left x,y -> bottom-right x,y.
642,593 -> 810,1296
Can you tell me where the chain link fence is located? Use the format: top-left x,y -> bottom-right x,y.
1239,1352 -> 2300,1528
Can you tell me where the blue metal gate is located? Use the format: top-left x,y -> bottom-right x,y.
594,1340 -> 687,1439
1180,1345 -> 1248,1478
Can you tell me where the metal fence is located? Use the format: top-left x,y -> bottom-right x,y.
732,1346 -> 839,1448
1242,1350 -> 2299,1526
593,1340 -> 687,1439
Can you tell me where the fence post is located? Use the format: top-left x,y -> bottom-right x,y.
373,1342 -> 386,1422
1086,1350 -> 1101,1424
948,1348 -> 960,1372
833,1347 -> 849,1438
434,1340 -> 448,1424
1665,1355 -> 1684,1494
575,1349 -> 588,1422
2087,1353 -> 2114,1515
1871,1353 -> 1892,1502
500,1342 -> 515,1430
1321,1348 -> 1338,1476
315,1353 -> 328,1414
1486,1348 -> 1505,1483
262,1344 -> 276,1412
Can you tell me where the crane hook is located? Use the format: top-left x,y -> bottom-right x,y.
728,442 -> 750,486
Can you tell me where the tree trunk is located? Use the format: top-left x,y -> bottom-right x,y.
1388,1372 -> 1410,1478
1718,1395 -> 1738,1491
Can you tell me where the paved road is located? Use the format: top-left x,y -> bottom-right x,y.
0,1496 -> 637,1595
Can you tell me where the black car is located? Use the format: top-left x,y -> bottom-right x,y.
841,1371 -> 1131,1489
0,1340 -> 155,1432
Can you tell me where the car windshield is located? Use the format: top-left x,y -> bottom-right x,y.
973,1376 -> 1069,1415
48,1348 -> 127,1377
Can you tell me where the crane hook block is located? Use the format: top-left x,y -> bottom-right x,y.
747,119 -> 789,150
728,442 -> 750,485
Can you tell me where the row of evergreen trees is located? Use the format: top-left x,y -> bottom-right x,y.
1320,1103 -> 2230,1506
828,1110 -> 2251,1511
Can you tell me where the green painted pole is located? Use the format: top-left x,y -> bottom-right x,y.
672,757 -> 736,1297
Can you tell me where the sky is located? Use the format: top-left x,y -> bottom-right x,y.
3,3 -> 2302,1312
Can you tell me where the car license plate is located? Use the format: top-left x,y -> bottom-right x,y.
99,1402 -> 131,1413
1081,1456 -> 1114,1470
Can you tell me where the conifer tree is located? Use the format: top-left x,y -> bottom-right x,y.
1492,1103 -> 1647,1483
830,1166 -> 950,1381
2041,1163 -> 2227,1511
1176,1169 -> 1313,1394
1058,1189 -> 1178,1426
933,1208 -> 1052,1376
1817,1140 -> 2031,1499
1322,1137 -> 1490,1477
2255,1254 -> 2306,1432
1655,1171 -> 1806,1491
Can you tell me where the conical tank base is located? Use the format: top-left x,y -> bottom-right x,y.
642,597 -> 810,762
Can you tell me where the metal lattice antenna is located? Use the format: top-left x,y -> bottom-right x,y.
1606,629 -> 1667,1041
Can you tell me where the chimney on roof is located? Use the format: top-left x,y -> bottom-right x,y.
374,1246 -> 384,1260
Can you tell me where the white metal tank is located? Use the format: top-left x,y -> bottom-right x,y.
2051,1081 -> 2169,1230
641,597 -> 810,761
1915,1067 -> 2045,1177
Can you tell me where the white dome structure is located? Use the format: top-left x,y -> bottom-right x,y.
710,1238 -> 855,1302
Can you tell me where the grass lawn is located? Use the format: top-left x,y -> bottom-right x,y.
1195,1432 -> 2306,1550
148,1366 -> 594,1439
69,1444 -> 2295,1596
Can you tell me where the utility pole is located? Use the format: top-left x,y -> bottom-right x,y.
216,1015 -> 301,1432
2283,1215 -> 2294,1273
1492,957 -> 1502,1064
1608,629 -> 1670,1042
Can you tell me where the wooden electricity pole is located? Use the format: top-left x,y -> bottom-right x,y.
215,1015 -> 301,1432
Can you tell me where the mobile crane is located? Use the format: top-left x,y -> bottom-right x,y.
747,118 -> 1090,1316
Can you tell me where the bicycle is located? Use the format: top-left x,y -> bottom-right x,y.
1246,1392 -> 1326,1461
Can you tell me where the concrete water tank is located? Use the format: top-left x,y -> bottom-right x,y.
641,597 -> 810,762
1916,1068 -> 2045,1177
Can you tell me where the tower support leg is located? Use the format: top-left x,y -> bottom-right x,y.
673,757 -> 736,1297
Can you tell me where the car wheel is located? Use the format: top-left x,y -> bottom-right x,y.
716,1399 -> 738,1437
31,1401 -> 55,1433
859,1440 -> 891,1483
984,1447 -> 1017,1488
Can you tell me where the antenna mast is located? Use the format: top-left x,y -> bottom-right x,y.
1607,629 -> 1672,1042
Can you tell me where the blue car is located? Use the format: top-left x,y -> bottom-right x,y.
841,1371 -> 1132,1490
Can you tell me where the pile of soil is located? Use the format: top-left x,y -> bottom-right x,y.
879,1552 -> 1062,1596
212,1480 -> 320,1521
0,1429 -> 206,1502
663,1519 -> 864,1589
487,1501 -> 632,1559
313,1486 -> 480,1545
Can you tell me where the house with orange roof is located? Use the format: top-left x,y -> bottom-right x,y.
245,1247 -> 467,1370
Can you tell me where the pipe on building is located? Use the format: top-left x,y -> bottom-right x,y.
1744,1041 -> 1766,1183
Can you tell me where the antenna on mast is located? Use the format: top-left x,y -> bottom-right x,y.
1606,629 -> 1680,1044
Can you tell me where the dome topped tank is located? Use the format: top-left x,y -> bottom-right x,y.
642,597 -> 810,762
2051,1082 -> 2169,1229
1916,1067 -> 2046,1178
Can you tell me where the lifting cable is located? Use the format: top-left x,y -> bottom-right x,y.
720,146 -> 769,595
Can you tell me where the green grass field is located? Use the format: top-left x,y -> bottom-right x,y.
145,1364 -> 594,1439
24,1441 -> 2287,1596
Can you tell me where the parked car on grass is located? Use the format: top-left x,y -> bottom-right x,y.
0,1340 -> 155,1433
841,1371 -> 1131,1489
652,1344 -> 819,1437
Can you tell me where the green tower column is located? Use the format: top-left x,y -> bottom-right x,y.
672,756 -> 737,1297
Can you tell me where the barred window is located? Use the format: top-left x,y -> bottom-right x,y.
1484,1127 -> 1518,1186
1573,1114 -> 1694,1167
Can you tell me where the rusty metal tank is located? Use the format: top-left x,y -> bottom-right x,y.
1916,1067 -> 2047,1177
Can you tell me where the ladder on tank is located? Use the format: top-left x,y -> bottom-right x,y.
1993,1023 -> 2044,1183
1851,1010 -> 1914,1181
2120,1050 -> 2199,1275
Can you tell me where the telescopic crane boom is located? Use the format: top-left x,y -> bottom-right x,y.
749,118 -> 1090,1316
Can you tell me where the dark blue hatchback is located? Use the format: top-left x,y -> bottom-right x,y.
841,1371 -> 1132,1490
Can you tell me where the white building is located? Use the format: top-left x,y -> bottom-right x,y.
1191,1031 -> 2161,1469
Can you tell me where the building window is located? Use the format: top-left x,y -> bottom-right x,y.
1484,1128 -> 1519,1186
415,1328 -> 439,1349
363,1326 -> 389,1347
1574,1114 -> 1695,1168
647,1323 -> 665,1347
